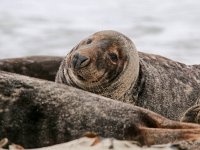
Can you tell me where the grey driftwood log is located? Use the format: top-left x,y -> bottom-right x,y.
1,71 -> 200,148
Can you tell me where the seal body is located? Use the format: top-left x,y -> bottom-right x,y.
56,30 -> 200,121
135,53 -> 200,120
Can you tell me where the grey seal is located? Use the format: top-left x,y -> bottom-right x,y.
56,30 -> 200,121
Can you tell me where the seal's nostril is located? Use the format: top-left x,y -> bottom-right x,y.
72,53 -> 90,69
79,55 -> 88,64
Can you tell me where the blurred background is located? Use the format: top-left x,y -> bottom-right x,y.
0,0 -> 200,64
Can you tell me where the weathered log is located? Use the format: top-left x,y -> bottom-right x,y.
0,71 -> 200,148
0,56 -> 62,81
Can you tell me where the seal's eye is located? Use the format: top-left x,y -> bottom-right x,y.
86,39 -> 92,44
108,53 -> 118,62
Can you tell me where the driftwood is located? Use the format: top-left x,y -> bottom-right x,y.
0,71 -> 200,149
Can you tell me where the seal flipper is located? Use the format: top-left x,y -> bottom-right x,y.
181,105 -> 200,123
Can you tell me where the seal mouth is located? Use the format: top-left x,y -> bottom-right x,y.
75,69 -> 106,83
91,72 -> 107,83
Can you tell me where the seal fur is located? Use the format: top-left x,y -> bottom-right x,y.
56,30 -> 139,103
56,30 -> 200,121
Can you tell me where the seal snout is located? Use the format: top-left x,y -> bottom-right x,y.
71,53 -> 90,69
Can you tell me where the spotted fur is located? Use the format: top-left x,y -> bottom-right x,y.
56,30 -> 200,121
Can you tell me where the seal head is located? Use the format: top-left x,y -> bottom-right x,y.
56,30 -> 139,102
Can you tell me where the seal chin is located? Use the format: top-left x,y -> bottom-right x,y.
69,67 -> 107,86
